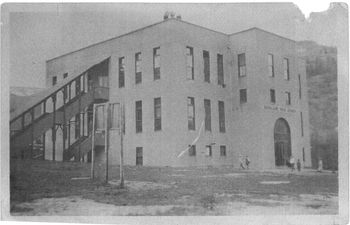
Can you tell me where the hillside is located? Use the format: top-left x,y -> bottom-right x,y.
298,41 -> 338,169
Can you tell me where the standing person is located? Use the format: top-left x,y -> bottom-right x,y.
239,154 -> 245,170
289,156 -> 295,172
245,156 -> 250,170
297,159 -> 301,172
317,158 -> 323,172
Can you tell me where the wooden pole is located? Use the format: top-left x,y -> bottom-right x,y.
91,104 -> 96,179
105,103 -> 109,184
120,103 -> 124,188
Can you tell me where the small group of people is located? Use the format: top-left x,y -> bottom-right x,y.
288,155 -> 301,172
239,155 -> 250,170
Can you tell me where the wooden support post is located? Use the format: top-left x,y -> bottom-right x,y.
30,108 -> 35,159
91,104 -> 96,179
120,104 -> 124,188
62,88 -> 66,160
105,103 -> 109,183
52,95 -> 56,161
42,133 -> 46,160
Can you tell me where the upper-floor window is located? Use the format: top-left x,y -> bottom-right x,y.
285,91 -> 291,105
119,57 -> 125,88
52,76 -> 57,86
238,53 -> 246,77
268,54 -> 274,77
270,89 -> 276,103
187,97 -> 195,130
135,100 -> 142,133
186,47 -> 194,80
217,54 -> 224,85
203,50 -> 210,82
135,52 -> 142,84
218,101 -> 225,133
300,111 -> 304,137
153,47 -> 160,80
63,73 -> 68,79
154,97 -> 161,131
283,58 -> 290,80
204,99 -> 211,131
240,89 -> 247,104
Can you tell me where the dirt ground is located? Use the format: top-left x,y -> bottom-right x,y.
10,159 -> 338,216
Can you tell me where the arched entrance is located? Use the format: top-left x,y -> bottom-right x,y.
274,118 -> 291,166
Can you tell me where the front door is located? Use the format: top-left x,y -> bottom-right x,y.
274,118 -> 291,166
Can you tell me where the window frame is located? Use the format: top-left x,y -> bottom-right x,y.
220,145 -> 226,157
186,46 -> 194,80
52,76 -> 57,86
135,52 -> 142,84
154,97 -> 161,131
268,53 -> 274,77
119,57 -> 125,88
187,97 -> 195,130
238,53 -> 246,77
204,99 -> 211,131
189,145 -> 196,156
217,54 -> 224,85
218,101 -> 226,133
270,89 -> 276,104
283,58 -> 290,80
153,47 -> 160,80
285,91 -> 291,105
203,50 -> 210,83
240,89 -> 247,104
206,145 -> 212,157
135,100 -> 142,133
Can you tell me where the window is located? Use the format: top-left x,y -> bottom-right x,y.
153,47 -> 160,80
203,50 -> 210,82
285,92 -> 291,105
220,145 -> 226,156
238,53 -> 246,77
268,54 -> 274,77
217,54 -> 224,85
135,52 -> 142,84
52,76 -> 57,86
154,97 -> 161,131
206,145 -> 212,156
302,147 -> 305,162
298,74 -> 302,99
204,99 -> 211,131
75,114 -> 80,139
240,89 -> 247,104
300,111 -> 304,137
110,103 -> 120,129
187,97 -> 195,130
95,105 -> 105,130
270,89 -> 276,103
136,147 -> 143,166
218,101 -> 225,132
283,58 -> 290,80
186,47 -> 194,80
136,101 -> 142,133
63,73 -> 68,79
119,57 -> 125,88
189,145 -> 196,156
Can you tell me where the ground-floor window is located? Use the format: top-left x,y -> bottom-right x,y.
206,145 -> 212,157
220,145 -> 226,156
136,147 -> 143,166
189,145 -> 196,156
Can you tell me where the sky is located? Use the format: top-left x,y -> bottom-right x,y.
4,2 -> 346,88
